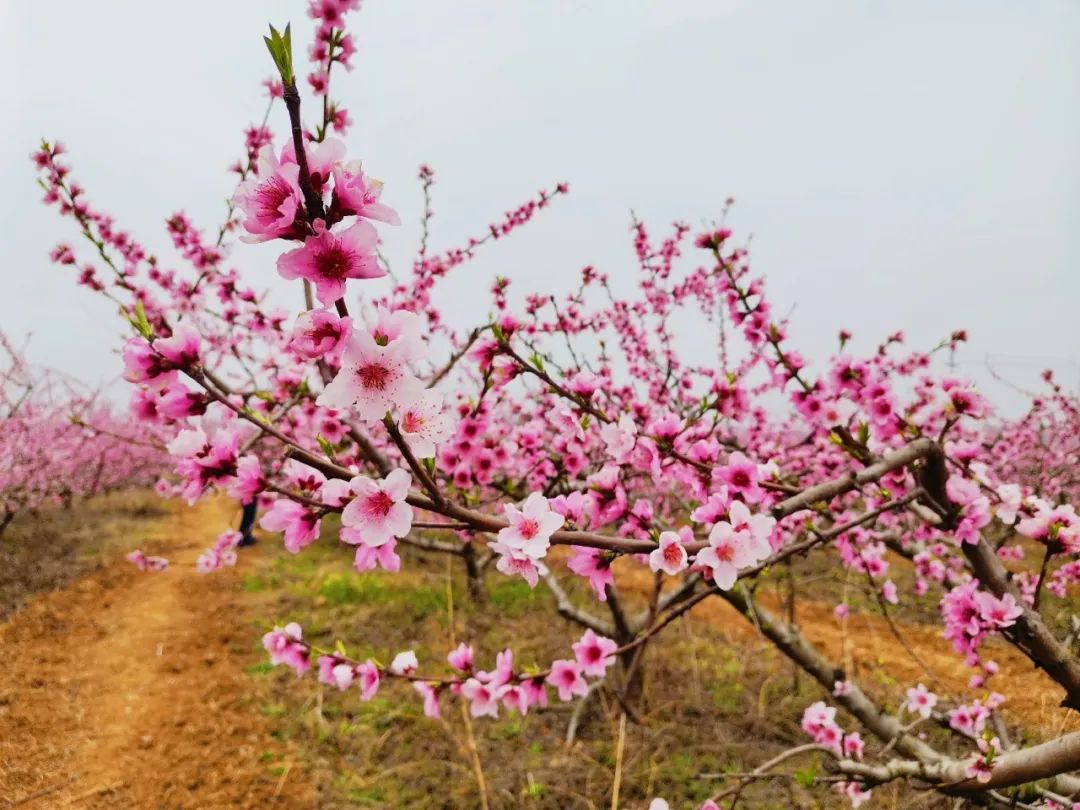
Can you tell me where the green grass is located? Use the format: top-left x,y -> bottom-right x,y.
488,578 -> 548,616
247,538 -> 886,808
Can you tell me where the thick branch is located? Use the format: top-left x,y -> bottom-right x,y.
771,438 -> 937,520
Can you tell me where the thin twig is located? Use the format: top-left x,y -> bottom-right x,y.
611,711 -> 627,810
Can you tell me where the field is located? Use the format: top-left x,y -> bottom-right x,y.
0,493 -> 1069,809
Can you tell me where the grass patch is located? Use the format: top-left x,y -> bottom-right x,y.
488,578 -> 547,616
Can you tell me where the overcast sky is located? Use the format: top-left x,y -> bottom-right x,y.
2,0 -> 1078,416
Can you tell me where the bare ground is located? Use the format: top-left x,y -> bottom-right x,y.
0,494 -> 314,809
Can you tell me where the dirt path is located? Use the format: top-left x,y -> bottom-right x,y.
0,498 -> 313,809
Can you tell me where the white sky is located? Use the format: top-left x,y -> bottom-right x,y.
2,0 -> 1078,416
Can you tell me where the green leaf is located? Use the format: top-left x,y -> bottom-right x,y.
316,434 -> 339,463
857,421 -> 870,445
245,408 -> 271,427
794,765 -> 818,789
263,23 -> 295,84
127,299 -> 153,340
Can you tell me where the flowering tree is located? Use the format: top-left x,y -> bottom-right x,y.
32,2 -> 1080,807
0,333 -> 165,534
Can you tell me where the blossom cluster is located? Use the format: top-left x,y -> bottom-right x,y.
262,622 -> 619,720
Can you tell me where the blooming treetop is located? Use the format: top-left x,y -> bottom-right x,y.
32,2 -> 1080,807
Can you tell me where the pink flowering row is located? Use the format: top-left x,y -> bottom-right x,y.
1,333 -> 166,530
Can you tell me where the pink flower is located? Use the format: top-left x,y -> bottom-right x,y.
905,683 -> 937,719
649,530 -> 689,575
802,701 -> 836,732
365,306 -> 426,362
497,492 -> 564,559
882,580 -> 899,604
552,405 -> 586,442
843,731 -> 865,759
546,659 -> 588,701
262,622 -> 310,676
279,137 -> 344,187
214,530 -> 243,552
801,700 -> 845,755
390,650 -> 418,675
695,522 -> 757,589
714,451 -> 765,504
447,643 -> 474,672
166,423 -> 244,504
126,549 -> 169,572
550,491 -> 589,527
122,338 -> 176,387
995,483 -> 1022,525
500,684 -> 532,715
196,548 -> 236,573
152,323 -> 201,367
233,146 -> 304,242
320,478 -> 352,508
691,488 -> 732,524
490,541 -> 542,587
289,309 -> 352,359
317,655 -> 356,690
400,391 -> 454,459
352,540 -> 402,573
461,677 -> 503,718
965,757 -> 993,783
317,331 -> 423,423
332,162 -> 401,224
567,546 -> 614,600
966,738 -> 1000,784
157,383 -> 206,419
228,455 -> 265,504
520,677 -> 548,711
277,220 -> 383,307
974,591 -> 1023,629
357,661 -> 380,700
260,498 -> 320,553
1018,500 -> 1080,552
340,468 -> 413,547
572,629 -> 618,677
840,782 -> 872,807
413,681 -> 441,718
485,649 -> 515,687
726,500 -> 775,558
